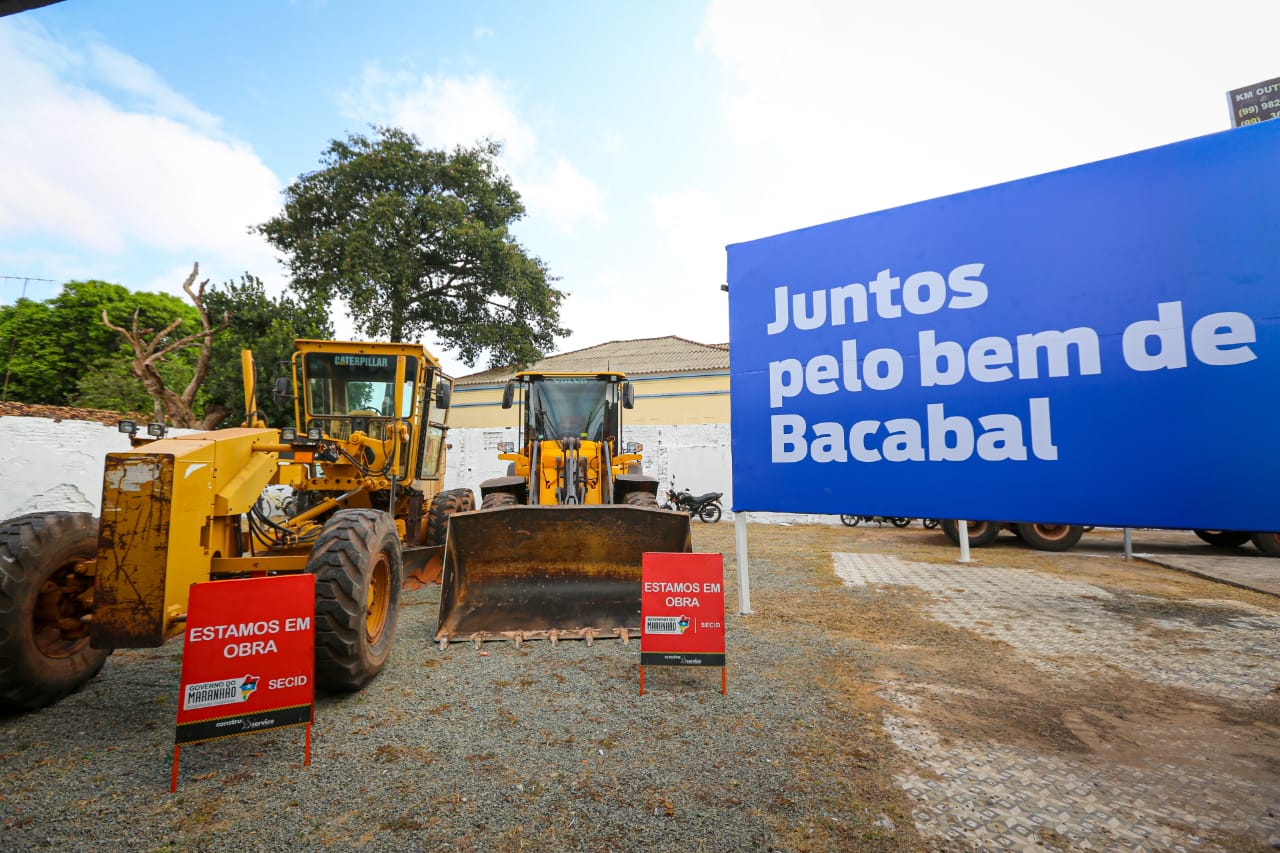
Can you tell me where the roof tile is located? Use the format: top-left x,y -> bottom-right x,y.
455,336 -> 729,386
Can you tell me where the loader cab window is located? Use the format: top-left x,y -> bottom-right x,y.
525,377 -> 620,444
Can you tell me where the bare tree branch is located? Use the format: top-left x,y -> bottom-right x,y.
100,262 -> 229,429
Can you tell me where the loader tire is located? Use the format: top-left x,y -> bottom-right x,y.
0,512 -> 111,710
1193,530 -> 1251,548
481,491 -> 518,510
939,519 -> 1001,547
1014,523 -> 1083,552
306,509 -> 401,692
1249,532 -> 1280,557
426,488 -> 475,547
623,490 -> 659,508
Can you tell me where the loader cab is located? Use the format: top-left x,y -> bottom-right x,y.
504,372 -> 633,450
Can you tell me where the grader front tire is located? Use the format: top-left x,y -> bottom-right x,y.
0,512 -> 111,710
306,509 -> 402,692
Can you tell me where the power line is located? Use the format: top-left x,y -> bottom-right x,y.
1,275 -> 56,401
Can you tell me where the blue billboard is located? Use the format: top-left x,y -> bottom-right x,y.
727,121 -> 1280,530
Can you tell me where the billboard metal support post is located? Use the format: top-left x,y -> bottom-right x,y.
958,520 -> 971,563
1123,528 -> 1133,560
734,511 -> 753,614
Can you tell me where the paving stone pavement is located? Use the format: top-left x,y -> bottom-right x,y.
834,552 -> 1280,852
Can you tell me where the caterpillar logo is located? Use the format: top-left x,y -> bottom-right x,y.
334,356 -> 389,367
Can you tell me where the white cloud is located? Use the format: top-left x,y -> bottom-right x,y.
0,21 -> 284,295
696,0 -> 1276,234
85,42 -> 223,135
519,158 -> 604,233
341,65 -> 603,230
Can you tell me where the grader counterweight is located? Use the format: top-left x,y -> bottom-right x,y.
0,338 -> 472,710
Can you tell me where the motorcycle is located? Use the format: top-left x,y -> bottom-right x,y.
662,486 -> 724,523
840,514 -> 912,528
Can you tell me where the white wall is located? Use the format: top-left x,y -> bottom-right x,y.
0,417 -> 138,519
0,416 -> 842,526
440,424 -> 844,525
441,424 -> 735,511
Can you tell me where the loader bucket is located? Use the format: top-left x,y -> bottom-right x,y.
436,504 -> 692,646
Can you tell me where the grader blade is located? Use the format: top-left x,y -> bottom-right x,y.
436,504 -> 692,646
402,544 -> 445,590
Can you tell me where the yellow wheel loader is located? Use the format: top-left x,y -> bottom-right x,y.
0,339 -> 472,710
435,371 -> 692,647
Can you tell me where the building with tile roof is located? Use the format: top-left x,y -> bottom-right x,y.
448,336 -> 730,428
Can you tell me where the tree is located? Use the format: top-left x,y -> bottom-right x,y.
201,273 -> 334,428
0,280 -> 198,406
256,127 -> 568,367
101,263 -> 228,428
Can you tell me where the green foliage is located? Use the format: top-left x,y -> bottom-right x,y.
202,273 -> 334,428
0,281 -> 199,406
74,357 -> 192,416
1,275 -> 328,426
257,127 -> 568,368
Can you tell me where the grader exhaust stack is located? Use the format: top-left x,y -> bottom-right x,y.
436,371 -> 693,647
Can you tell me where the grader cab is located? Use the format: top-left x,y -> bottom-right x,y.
436,371 -> 691,647
0,339 -> 472,710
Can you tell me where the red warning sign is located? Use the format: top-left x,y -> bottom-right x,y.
640,552 -> 725,667
175,574 -> 315,746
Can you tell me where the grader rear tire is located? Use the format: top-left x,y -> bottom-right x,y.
306,509 -> 402,692
426,488 -> 476,546
0,512 -> 111,710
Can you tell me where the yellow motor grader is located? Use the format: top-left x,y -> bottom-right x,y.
0,339 -> 472,710
435,371 -> 691,647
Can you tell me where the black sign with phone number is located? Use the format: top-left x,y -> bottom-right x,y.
1228,76 -> 1280,128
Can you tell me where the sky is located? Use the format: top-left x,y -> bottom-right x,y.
1,0 -> 1276,378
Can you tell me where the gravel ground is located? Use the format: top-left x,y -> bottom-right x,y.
1,522 -> 1276,852
0,523 -> 916,853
